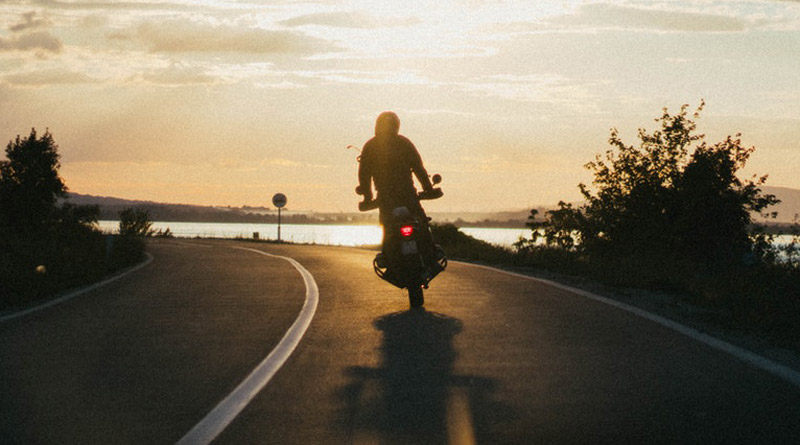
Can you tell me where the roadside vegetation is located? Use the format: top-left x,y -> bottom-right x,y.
436,102 -> 800,348
0,129 -> 149,310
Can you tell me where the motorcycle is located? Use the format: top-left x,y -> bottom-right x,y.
350,147 -> 447,307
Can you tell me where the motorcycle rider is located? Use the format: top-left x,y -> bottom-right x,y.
358,111 -> 435,226
358,112 -> 439,265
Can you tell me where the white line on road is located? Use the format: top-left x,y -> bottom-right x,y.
177,247 -> 319,445
0,253 -> 155,324
457,261 -> 800,390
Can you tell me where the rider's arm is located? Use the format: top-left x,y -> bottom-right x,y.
407,140 -> 434,191
358,144 -> 374,201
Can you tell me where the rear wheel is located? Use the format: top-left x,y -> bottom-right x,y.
408,286 -> 424,307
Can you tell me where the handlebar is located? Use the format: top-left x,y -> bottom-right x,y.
357,187 -> 443,212
418,187 -> 443,200
358,199 -> 380,211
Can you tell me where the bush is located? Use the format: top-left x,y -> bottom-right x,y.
514,102 -> 799,341
119,207 -> 154,237
0,130 -> 148,309
0,213 -> 149,310
111,234 -> 147,269
562,102 -> 771,265
1,219 -> 106,307
431,223 -> 515,264
514,244 -> 589,276
0,129 -> 67,231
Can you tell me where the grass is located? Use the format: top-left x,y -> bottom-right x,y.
430,223 -> 516,264
432,223 -> 800,352
0,230 -> 147,310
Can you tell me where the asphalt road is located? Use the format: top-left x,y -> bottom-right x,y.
2,239 -> 800,444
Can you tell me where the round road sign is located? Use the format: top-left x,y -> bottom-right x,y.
272,193 -> 287,208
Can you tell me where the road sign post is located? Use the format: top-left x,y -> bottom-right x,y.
272,193 -> 287,242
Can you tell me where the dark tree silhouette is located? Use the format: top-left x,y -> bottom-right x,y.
0,128 -> 67,231
516,104 -> 798,337
118,207 -> 154,237
527,101 -> 778,272
0,129 -> 143,307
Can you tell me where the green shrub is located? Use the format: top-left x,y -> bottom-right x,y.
108,234 -> 147,270
431,223 -> 514,264
1,220 -> 106,307
513,103 -> 799,344
0,130 -> 148,309
119,207 -> 154,237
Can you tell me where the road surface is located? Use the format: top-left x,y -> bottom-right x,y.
1,239 -> 799,444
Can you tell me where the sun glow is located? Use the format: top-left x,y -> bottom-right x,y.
2,0 -> 799,212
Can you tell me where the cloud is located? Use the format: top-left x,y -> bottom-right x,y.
258,158 -> 328,169
136,63 -> 218,86
405,108 -> 477,118
3,68 -> 93,86
452,153 -> 547,174
549,3 -> 748,33
210,157 -> 330,171
135,20 -> 339,55
280,11 -> 420,29
78,14 -> 110,29
3,0 -> 195,12
299,69 -> 435,86
9,11 -> 51,32
0,30 -> 63,53
254,80 -> 307,90
455,73 -> 602,107
280,12 -> 377,29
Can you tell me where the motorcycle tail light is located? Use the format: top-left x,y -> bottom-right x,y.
400,225 -> 414,237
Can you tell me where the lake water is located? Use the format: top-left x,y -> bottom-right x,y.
97,221 -> 798,255
97,221 -> 531,248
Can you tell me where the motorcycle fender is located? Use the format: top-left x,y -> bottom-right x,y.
401,240 -> 418,255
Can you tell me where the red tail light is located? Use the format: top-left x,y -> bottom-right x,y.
400,225 -> 414,237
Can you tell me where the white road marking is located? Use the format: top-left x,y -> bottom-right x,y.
457,261 -> 800,390
177,247 -> 319,445
166,240 -> 214,248
0,253 -> 154,323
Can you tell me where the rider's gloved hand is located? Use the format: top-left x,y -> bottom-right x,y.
421,177 -> 435,193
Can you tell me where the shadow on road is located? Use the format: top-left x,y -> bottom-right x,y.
338,309 -> 508,444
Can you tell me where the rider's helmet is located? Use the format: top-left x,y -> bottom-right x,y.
375,111 -> 400,137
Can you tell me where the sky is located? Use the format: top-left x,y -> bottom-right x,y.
1,0 -> 799,213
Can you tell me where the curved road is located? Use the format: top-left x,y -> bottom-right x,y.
1,239 -> 799,444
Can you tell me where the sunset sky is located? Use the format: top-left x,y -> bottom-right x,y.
1,0 -> 799,213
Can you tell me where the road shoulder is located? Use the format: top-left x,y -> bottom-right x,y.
458,259 -> 800,376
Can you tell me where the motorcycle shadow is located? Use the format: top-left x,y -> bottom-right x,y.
337,309 -> 512,443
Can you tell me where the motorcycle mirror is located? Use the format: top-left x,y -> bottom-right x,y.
432,174 -> 442,185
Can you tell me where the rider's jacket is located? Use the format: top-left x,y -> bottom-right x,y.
358,134 -> 433,224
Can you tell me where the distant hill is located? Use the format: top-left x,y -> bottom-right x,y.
429,209 -> 539,228
759,186 -> 800,224
65,193 -> 231,221
64,193 -> 349,225
63,193 -> 534,227
64,185 -> 800,228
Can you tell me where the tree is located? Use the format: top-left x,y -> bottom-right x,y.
529,101 -> 778,271
0,128 -> 67,230
118,207 -> 154,237
0,129 -> 109,306
523,205 -> 584,249
673,134 -> 777,265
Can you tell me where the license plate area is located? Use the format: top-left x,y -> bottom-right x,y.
401,240 -> 418,255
